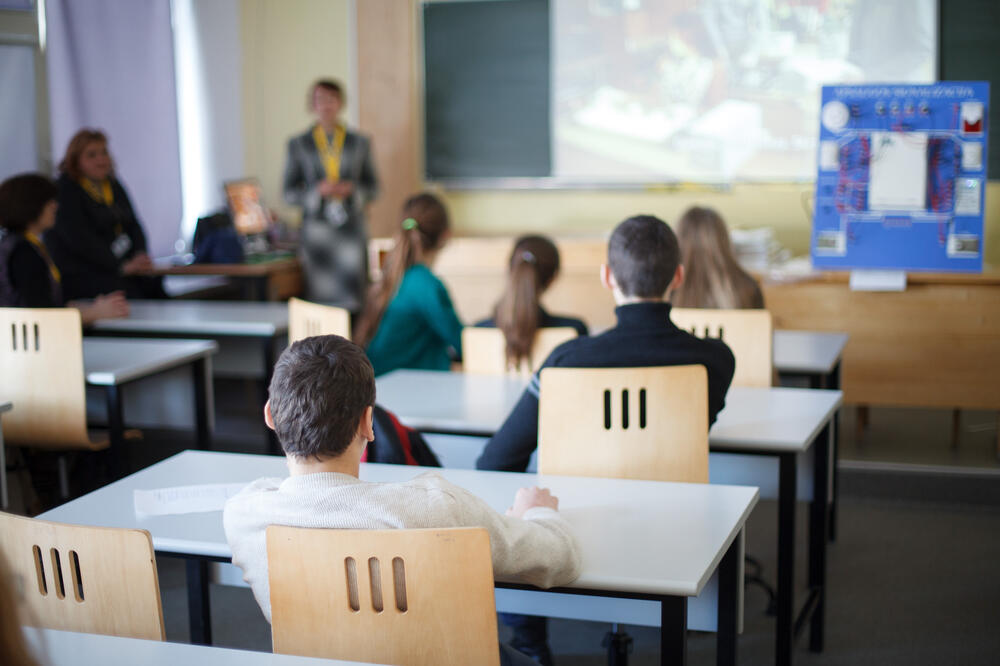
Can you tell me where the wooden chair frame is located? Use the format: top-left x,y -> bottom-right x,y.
671,308 -> 774,388
288,297 -> 351,343
0,511 -> 164,640
538,365 -> 709,483
268,526 -> 500,666
462,326 -> 577,376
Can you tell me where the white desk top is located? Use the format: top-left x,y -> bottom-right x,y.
89,300 -> 289,338
772,330 -> 849,375
376,370 -> 841,453
40,450 -> 758,598
25,628 -> 378,665
83,338 -> 218,386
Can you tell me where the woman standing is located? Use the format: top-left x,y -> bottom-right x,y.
283,79 -> 378,310
47,129 -> 166,300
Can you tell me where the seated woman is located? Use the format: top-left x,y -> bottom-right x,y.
355,193 -> 462,376
46,129 -> 166,300
475,235 -> 588,369
0,173 -> 128,323
671,206 -> 764,309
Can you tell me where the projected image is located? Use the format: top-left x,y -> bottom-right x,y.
552,0 -> 936,182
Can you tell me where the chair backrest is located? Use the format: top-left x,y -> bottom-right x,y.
462,326 -> 577,375
268,526 -> 500,666
0,308 -> 91,447
538,365 -> 709,483
0,512 -> 164,640
288,297 -> 351,343
670,308 -> 773,387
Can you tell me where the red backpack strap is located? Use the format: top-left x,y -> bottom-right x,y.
385,409 -> 419,466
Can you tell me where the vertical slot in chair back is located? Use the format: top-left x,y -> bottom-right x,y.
267,526 -> 500,666
0,308 -> 92,447
288,297 -> 351,343
671,308 -> 773,387
462,326 -> 577,376
538,365 -> 709,483
0,512 -> 164,640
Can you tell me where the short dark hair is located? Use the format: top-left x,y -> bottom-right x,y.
308,79 -> 344,108
268,335 -> 376,459
607,215 -> 680,298
0,173 -> 57,234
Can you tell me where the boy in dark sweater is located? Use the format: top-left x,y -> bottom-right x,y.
477,214 -> 735,472
476,214 -> 736,665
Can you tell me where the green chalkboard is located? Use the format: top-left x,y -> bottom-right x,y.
423,0 -> 550,179
940,0 -> 999,176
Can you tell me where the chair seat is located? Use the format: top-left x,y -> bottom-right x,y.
8,428 -> 143,453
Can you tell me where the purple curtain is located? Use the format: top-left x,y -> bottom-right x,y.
46,0 -> 183,257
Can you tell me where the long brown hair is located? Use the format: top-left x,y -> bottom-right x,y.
672,206 -> 764,309
0,551 -> 41,666
354,193 -> 450,347
58,129 -> 111,180
493,235 -> 560,368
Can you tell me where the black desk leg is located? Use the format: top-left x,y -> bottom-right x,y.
105,385 -> 126,479
254,276 -> 269,302
717,531 -> 741,666
261,338 -> 280,455
776,452 -> 797,666
808,424 -> 831,652
661,596 -> 687,666
192,358 -> 212,451
186,558 -> 212,645
828,362 -> 841,542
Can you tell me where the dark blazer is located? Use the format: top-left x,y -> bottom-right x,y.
0,233 -> 62,307
282,126 -> 378,220
46,174 -> 158,300
476,302 -> 735,472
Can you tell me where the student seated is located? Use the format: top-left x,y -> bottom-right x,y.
477,214 -> 735,472
0,173 -> 129,323
475,235 -> 588,369
354,193 -> 463,375
46,129 -> 166,300
223,335 -> 581,664
671,206 -> 764,309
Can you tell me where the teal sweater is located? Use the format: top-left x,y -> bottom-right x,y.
366,264 -> 463,376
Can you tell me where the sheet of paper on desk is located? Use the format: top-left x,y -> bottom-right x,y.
134,483 -> 248,516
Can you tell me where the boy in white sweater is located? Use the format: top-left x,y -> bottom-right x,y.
223,334 -> 582,635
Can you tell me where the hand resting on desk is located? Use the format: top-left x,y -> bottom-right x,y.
507,486 -> 559,518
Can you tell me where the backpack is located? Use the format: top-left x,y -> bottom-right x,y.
364,405 -> 441,467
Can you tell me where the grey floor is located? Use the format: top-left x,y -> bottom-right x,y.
10,379 -> 1000,665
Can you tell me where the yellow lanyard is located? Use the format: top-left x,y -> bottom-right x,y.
312,123 -> 347,183
80,178 -> 114,206
25,232 -> 61,284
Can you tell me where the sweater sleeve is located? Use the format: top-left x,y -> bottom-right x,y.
430,476 -> 582,589
114,182 -> 148,255
355,135 -> 378,206
282,137 -> 311,208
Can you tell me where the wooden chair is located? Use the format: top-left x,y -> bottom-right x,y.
462,326 -> 577,375
0,511 -> 164,640
288,297 -> 351,343
538,365 -> 709,483
268,526 -> 500,666
670,308 -> 774,387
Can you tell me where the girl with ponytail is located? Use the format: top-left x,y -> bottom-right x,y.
476,235 -> 588,369
355,192 -> 463,375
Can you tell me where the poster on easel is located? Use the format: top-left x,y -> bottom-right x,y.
811,82 -> 989,273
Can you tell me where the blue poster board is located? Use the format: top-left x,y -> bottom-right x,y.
811,82 -> 989,272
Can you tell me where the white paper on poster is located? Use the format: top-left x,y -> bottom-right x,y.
134,483 -> 248,516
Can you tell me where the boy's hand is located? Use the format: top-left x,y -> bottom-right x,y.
506,486 -> 559,518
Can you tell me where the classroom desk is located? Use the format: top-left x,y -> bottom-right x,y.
0,401 -> 11,509
39,450 -> 759,666
24,628 -> 379,665
83,339 -> 217,470
376,369 -> 841,666
89,300 -> 289,449
143,256 -> 302,301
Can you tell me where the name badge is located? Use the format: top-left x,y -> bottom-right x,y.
324,200 -> 349,226
111,233 -> 133,259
